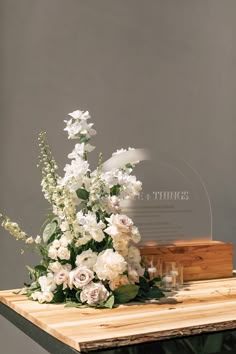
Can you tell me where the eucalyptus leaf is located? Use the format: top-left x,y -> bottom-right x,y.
114,284 -> 139,304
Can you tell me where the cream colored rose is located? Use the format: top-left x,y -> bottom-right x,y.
93,249 -> 127,281
105,214 -> 134,236
109,275 -> 130,291
48,246 -> 58,260
69,267 -> 94,289
57,246 -> 70,260
80,282 -> 109,305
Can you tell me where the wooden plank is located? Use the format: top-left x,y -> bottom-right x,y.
140,241 -> 233,281
1,277 -> 236,352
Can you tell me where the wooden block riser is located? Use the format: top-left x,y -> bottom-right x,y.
140,241 -> 233,281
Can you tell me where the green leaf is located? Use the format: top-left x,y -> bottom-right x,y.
34,265 -> 47,274
104,295 -> 115,309
110,184 -> 121,196
75,290 -> 82,302
43,221 -> 57,243
146,286 -> 165,300
76,188 -> 90,200
114,284 -> 139,304
139,277 -> 149,291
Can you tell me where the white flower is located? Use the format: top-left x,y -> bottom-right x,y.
59,235 -> 69,247
127,266 -> 140,284
75,249 -> 97,270
94,249 -> 127,281
35,235 -> 42,244
68,143 -> 95,159
64,110 -> 96,139
105,214 -> 133,236
57,246 -> 70,260
52,239 -> 60,249
68,267 -> 94,289
38,273 -> 57,293
127,246 -> 142,264
109,275 -> 130,291
31,291 -> 42,301
48,246 -> 58,260
54,270 -> 70,289
112,234 -> 129,257
25,237 -> 34,244
62,157 -> 89,185
80,282 -> 109,305
76,211 -> 105,243
41,291 -> 54,303
104,196 -> 121,214
48,261 -> 71,273
131,226 -> 141,243
68,110 -> 91,120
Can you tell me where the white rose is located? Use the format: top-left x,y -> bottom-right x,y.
109,275 -> 130,291
59,236 -> 69,247
57,247 -> 70,260
80,282 -> 109,306
38,273 -> 57,293
54,270 -> 69,289
48,261 -> 62,273
75,249 -> 97,270
105,214 -> 133,237
52,239 -> 61,249
69,267 -> 94,289
94,249 -> 127,281
48,246 -> 58,260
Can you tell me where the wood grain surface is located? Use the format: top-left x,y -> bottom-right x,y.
140,241 -> 233,281
1,277 -> 236,352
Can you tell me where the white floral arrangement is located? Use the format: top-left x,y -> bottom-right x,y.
0,109 -> 164,308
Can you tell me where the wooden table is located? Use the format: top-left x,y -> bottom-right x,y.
1,278 -> 236,353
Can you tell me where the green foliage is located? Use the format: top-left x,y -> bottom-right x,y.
76,188 -> 90,200
43,221 -> 57,243
104,295 -> 115,309
110,184 -> 121,196
114,284 -> 139,304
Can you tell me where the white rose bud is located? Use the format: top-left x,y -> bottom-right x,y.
48,246 -> 58,260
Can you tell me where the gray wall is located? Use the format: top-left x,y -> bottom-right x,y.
1,1 -> 236,353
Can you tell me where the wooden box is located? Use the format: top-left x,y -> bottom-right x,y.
140,241 -> 234,281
